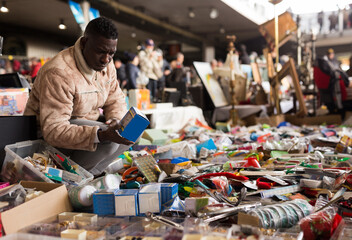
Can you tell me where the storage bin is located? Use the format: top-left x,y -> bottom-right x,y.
1,140 -> 93,185
1,233 -> 63,240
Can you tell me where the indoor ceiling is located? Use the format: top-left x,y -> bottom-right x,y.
0,0 -> 262,54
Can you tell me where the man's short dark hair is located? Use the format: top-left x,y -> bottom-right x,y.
84,16 -> 118,39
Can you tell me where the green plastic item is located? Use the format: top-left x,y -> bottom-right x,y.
337,157 -> 349,162
262,124 -> 271,129
123,152 -> 133,163
270,151 -> 289,158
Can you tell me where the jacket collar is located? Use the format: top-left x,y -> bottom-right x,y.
74,37 -> 99,82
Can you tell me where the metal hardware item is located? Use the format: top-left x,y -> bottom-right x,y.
146,212 -> 184,231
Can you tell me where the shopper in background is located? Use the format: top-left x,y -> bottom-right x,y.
217,59 -> 224,68
4,59 -> 13,73
125,52 -> 140,90
329,11 -> 338,32
318,11 -> 324,33
170,52 -> 184,70
12,59 -> 21,72
138,38 -> 163,102
156,49 -> 170,99
29,57 -> 42,82
114,58 -> 127,89
238,44 -> 251,65
0,59 -> 5,74
24,16 -> 133,176
316,48 -> 351,116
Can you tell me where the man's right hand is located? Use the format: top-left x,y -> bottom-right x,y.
98,121 -> 134,146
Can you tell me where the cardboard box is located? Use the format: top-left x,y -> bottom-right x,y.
0,88 -> 29,116
138,184 -> 161,214
237,212 -> 261,227
61,229 -> 87,240
256,114 -> 285,127
129,89 -> 150,110
285,114 -> 342,126
118,107 -> 150,142
142,129 -> 168,146
93,191 -> 115,216
114,189 -> 139,216
1,181 -> 73,234
58,212 -> 79,222
160,183 -> 178,209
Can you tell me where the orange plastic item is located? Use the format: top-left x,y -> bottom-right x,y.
122,166 -> 139,182
257,133 -> 271,143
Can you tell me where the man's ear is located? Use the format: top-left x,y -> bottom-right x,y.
81,37 -> 87,49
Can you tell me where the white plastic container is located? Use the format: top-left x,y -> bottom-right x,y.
1,140 -> 93,185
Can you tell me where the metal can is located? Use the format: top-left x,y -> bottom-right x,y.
90,174 -> 121,190
68,184 -> 96,209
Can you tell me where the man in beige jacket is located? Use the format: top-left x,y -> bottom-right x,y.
138,39 -> 163,102
24,17 -> 133,176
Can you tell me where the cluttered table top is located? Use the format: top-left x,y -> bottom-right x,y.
1,119 -> 352,239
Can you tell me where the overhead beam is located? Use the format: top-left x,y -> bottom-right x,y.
98,0 -> 204,43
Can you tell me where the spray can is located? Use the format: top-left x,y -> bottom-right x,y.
90,174 -> 121,190
68,185 -> 97,209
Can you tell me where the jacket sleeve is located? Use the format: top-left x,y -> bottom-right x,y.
132,68 -> 139,89
102,66 -> 128,121
126,64 -> 137,89
152,58 -> 163,79
138,51 -> 149,74
40,68 -> 99,151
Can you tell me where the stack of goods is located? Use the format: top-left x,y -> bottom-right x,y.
3,119 -> 352,239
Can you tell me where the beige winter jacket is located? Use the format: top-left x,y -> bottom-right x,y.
24,38 -> 127,151
138,49 -> 163,81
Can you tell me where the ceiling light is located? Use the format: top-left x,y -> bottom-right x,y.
0,1 -> 9,13
58,19 -> 67,30
188,7 -> 195,18
131,32 -> 136,38
219,27 -> 225,34
209,8 -> 218,19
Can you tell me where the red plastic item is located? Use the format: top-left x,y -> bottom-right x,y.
192,172 -> 249,182
345,174 -> 352,187
243,157 -> 261,168
256,177 -> 275,189
257,133 -> 271,143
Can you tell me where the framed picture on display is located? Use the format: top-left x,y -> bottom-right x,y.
193,61 -> 228,108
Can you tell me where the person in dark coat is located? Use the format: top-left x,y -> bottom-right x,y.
114,58 -> 127,89
125,53 -> 140,90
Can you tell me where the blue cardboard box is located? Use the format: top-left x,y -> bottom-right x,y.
114,189 -> 139,216
93,191 -> 115,216
118,107 -> 150,142
160,183 -> 178,209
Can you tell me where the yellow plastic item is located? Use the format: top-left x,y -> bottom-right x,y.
177,161 -> 192,167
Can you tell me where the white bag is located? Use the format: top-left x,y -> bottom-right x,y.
136,71 -> 149,86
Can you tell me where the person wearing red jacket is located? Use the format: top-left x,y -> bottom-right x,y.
29,57 -> 42,82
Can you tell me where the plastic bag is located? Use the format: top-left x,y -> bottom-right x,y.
136,71 -> 149,86
299,207 -> 341,240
